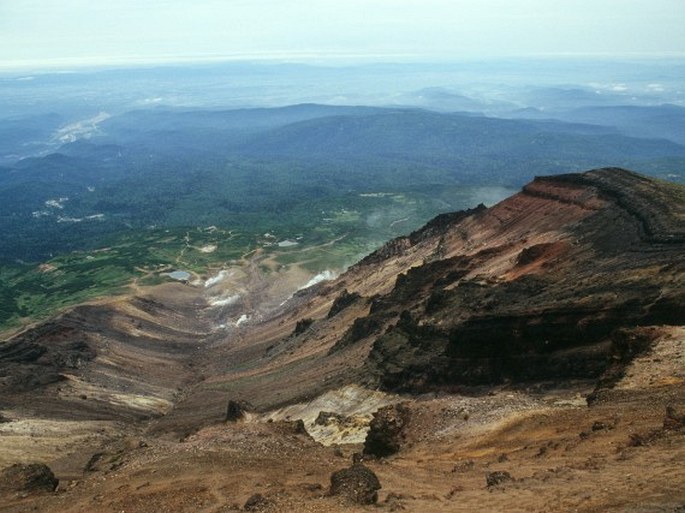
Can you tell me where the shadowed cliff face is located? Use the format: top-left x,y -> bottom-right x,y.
323,168 -> 684,391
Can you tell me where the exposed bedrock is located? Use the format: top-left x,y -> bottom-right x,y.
348,168 -> 685,392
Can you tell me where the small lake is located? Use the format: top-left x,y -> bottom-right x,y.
166,270 -> 191,281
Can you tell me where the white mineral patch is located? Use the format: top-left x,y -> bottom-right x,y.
262,385 -> 399,446
300,270 -> 336,290
205,270 -> 230,288
209,294 -> 241,307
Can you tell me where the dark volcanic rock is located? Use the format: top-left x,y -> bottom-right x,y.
292,318 -> 314,336
225,400 -> 254,422
355,168 -> 685,392
486,471 -> 514,488
363,403 -> 410,457
329,316 -> 384,353
327,289 -> 361,318
0,463 -> 58,494
329,463 -> 381,505
243,493 -> 272,511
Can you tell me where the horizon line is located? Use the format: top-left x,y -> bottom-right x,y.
2,51 -> 685,74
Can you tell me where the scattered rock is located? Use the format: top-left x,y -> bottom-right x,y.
226,399 -> 253,422
592,421 -> 608,431
243,493 -> 272,511
329,463 -> 381,505
85,450 -> 126,472
0,463 -> 59,494
486,471 -> 514,488
363,403 -> 410,458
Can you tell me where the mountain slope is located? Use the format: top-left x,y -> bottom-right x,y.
1,168 -> 683,513
155,168 -> 684,427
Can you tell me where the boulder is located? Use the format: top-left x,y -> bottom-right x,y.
486,471 -> 513,488
363,403 -> 410,457
0,463 -> 58,494
329,463 -> 381,505
243,493 -> 272,511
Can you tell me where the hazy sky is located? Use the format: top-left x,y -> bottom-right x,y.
1,0 -> 684,69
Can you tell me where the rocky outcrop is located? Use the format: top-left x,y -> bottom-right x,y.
333,168 -> 685,392
327,289 -> 361,319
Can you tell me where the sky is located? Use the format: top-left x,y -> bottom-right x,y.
1,0 -> 685,70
